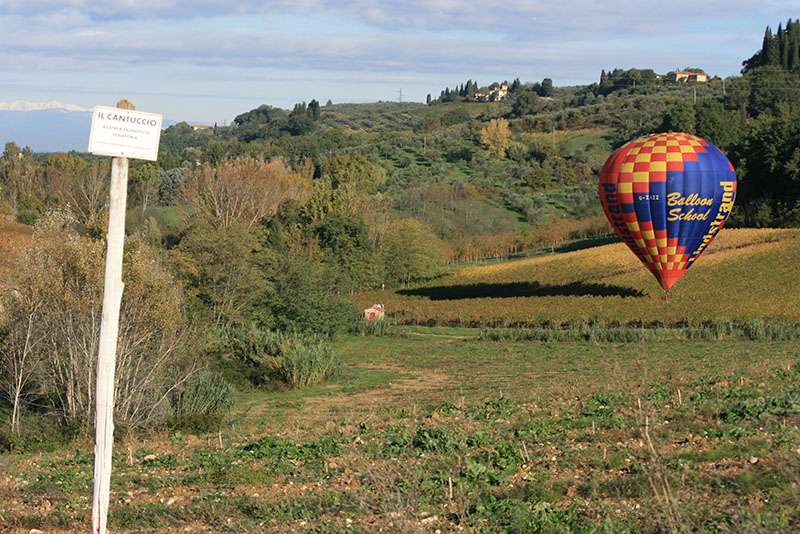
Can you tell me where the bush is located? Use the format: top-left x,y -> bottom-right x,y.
478,320 -> 800,343
0,411 -> 80,452
1,210 -> 191,435
349,315 -> 391,337
271,333 -> 341,389
169,371 -> 237,432
226,327 -> 341,389
15,209 -> 40,225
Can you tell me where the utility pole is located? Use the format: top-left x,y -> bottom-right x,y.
397,88 -> 403,103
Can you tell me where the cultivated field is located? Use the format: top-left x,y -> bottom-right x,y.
356,228 -> 800,327
1,227 -> 799,533
1,334 -> 799,532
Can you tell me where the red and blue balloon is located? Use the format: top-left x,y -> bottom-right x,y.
599,132 -> 737,291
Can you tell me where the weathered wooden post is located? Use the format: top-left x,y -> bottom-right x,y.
88,99 -> 162,534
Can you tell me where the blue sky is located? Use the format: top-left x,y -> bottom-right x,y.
0,1 -> 795,124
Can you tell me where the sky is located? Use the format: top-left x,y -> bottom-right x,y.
0,1 -> 796,125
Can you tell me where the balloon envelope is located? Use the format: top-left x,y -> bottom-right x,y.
599,132 -> 737,290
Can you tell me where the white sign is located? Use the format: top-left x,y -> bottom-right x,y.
88,106 -> 163,161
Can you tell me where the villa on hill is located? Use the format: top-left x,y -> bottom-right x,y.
668,70 -> 708,83
474,83 -> 509,102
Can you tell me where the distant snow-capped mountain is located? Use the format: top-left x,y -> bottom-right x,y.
0,100 -> 92,112
0,102 -> 93,152
0,101 -> 178,153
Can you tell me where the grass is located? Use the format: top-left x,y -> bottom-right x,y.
2,332 -> 799,532
2,228 -> 799,532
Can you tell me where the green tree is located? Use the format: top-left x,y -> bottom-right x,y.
417,116 -> 441,133
525,167 -> 551,191
323,153 -> 386,192
380,218 -> 443,286
663,101 -> 696,133
307,99 -> 321,121
734,110 -> 800,224
745,66 -> 800,116
173,219 -> 266,327
305,154 -> 387,223
512,90 -> 538,117
258,248 -> 357,336
129,161 -> 161,220
310,215 -> 379,291
288,102 -> 316,135
694,99 -> 746,150
541,78 -> 553,97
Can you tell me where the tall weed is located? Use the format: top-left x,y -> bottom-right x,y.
226,326 -> 341,389
272,332 -> 341,389
169,371 -> 237,432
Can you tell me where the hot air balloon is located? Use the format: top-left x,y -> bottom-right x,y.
599,132 -> 737,294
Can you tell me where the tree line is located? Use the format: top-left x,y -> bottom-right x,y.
0,151 -> 446,447
743,19 -> 800,73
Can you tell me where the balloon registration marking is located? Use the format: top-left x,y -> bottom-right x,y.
599,132 -> 737,291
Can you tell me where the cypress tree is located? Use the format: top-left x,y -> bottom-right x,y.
778,23 -> 790,70
307,99 -> 320,121
788,19 -> 800,71
765,27 -> 779,66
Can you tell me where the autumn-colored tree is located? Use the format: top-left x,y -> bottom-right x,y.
480,118 -> 512,157
181,156 -> 312,229
48,157 -> 110,229
0,210 -> 192,433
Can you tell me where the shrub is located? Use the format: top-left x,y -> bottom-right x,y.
349,315 -> 392,337
1,210 -> 191,435
169,371 -> 237,432
479,320 -> 800,343
15,209 -> 40,225
226,327 -> 341,389
272,333 -> 341,389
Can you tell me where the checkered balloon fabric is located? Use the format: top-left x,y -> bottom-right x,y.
599,132 -> 737,290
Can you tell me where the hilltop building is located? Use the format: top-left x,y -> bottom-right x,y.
668,70 -> 708,83
474,83 -> 509,102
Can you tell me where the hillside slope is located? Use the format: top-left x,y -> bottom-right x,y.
355,228 -> 800,325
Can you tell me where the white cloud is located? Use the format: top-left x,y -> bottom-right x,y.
2,0 -> 797,122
